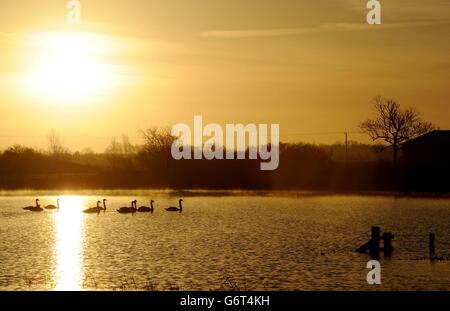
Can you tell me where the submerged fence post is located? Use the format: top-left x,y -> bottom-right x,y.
370,226 -> 381,256
429,233 -> 435,257
383,232 -> 394,256
356,226 -> 395,257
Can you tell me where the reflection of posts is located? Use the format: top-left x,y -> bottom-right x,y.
356,226 -> 394,257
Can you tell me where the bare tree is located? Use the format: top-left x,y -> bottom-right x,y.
139,127 -> 175,170
141,127 -> 174,154
48,130 -> 67,156
359,96 -> 436,164
105,136 -> 122,154
120,134 -> 138,155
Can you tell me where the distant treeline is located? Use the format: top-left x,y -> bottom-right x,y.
0,129 -> 448,192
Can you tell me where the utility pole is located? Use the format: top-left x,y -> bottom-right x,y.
345,132 -> 348,164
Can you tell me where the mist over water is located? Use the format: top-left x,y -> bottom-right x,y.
0,191 -> 449,290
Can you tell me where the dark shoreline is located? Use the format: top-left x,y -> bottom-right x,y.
1,188 -> 449,199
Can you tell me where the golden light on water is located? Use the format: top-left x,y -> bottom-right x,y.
54,196 -> 84,291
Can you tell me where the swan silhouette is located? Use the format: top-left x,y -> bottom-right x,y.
138,200 -> 154,213
44,198 -> 60,210
23,198 -> 39,210
117,200 -> 137,214
23,199 -> 43,212
83,201 -> 102,214
101,199 -> 107,212
166,199 -> 183,212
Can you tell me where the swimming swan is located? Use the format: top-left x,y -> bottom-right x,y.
83,201 -> 103,214
44,198 -> 60,210
138,200 -> 154,213
165,199 -> 183,212
101,199 -> 107,212
23,199 -> 43,212
117,200 -> 137,214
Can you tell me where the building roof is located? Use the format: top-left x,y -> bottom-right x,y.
403,130 -> 450,147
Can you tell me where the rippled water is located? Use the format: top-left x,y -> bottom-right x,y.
0,191 -> 449,291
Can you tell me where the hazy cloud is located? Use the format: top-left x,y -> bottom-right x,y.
202,20 -> 450,39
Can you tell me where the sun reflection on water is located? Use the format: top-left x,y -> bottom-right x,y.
54,196 -> 84,291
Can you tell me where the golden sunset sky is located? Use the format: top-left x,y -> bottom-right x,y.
0,0 -> 449,151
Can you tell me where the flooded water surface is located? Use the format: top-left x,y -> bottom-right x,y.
0,191 -> 449,290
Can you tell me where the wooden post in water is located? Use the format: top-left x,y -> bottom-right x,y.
429,233 -> 435,257
383,232 -> 394,256
370,226 -> 381,256
356,226 -> 395,256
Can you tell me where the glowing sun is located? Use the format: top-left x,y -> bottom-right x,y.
22,31 -> 121,105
